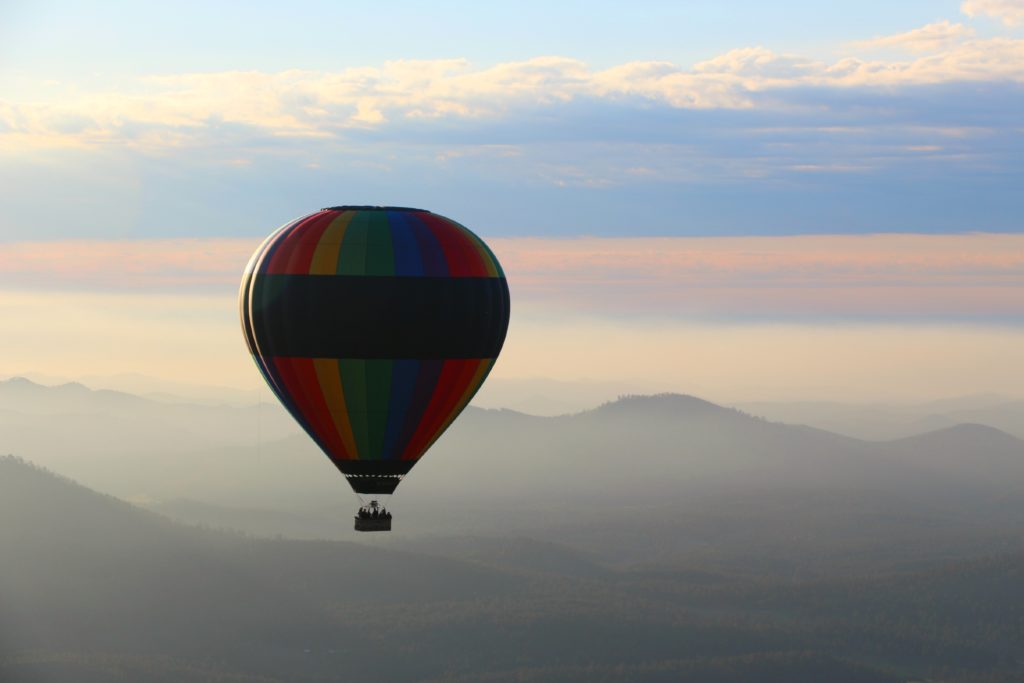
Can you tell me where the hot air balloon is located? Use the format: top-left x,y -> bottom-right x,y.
239,206 -> 510,531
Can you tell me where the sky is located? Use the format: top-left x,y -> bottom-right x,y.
1,0 -> 1022,406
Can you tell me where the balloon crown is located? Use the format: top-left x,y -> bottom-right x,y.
321,205 -> 429,213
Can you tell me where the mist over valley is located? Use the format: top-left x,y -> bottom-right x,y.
2,378 -> 1023,681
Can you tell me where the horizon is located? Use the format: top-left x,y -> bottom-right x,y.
2,231 -> 1023,404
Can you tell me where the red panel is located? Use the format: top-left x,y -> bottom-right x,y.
265,212 -> 332,275
291,356 -> 349,457
399,359 -> 464,460
282,211 -> 338,275
419,213 -> 487,278
400,359 -> 479,460
415,358 -> 486,458
251,216 -> 304,276
273,357 -> 345,459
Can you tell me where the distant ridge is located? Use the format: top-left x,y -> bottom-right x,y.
0,375 -> 153,412
889,422 -> 1024,446
590,393 -> 734,417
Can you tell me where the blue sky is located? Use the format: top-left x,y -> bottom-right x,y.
1,1 -> 978,75
1,0 -> 1022,239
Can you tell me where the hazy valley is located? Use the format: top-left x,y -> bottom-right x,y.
1,378 -> 1024,681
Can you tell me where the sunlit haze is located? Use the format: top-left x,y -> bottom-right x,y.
2,0 -> 1022,406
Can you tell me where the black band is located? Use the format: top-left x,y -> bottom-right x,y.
334,460 -> 416,475
250,274 -> 510,360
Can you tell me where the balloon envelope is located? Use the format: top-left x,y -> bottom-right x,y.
240,206 -> 510,496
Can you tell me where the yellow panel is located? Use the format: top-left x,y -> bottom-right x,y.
309,212 -> 355,275
313,357 -> 359,458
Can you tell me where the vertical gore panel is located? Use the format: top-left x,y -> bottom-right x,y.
271,357 -> 333,457
364,359 -> 393,459
339,359 -> 369,459
430,359 -> 483,442
407,213 -> 449,276
310,211 -> 354,275
445,218 -> 501,277
285,357 -> 347,458
279,212 -> 336,275
421,358 -> 493,455
420,213 -> 485,277
364,211 -> 395,276
245,217 -> 303,396
242,265 -> 289,399
337,211 -> 370,275
386,211 -> 424,276
400,359 -> 475,460
395,359 -> 445,459
313,358 -> 358,458
265,213 -> 327,274
249,276 -> 293,398
252,215 -> 307,277
381,359 -> 420,459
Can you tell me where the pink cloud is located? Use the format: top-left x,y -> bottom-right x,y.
491,234 -> 1024,318
2,233 -> 1022,319
0,238 -> 258,289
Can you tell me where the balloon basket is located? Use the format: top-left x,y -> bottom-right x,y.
354,516 -> 392,532
355,501 -> 392,532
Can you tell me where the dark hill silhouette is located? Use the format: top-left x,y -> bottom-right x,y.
887,421 -> 1024,450
879,423 -> 1024,491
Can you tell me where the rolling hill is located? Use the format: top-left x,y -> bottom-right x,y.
3,456 -> 1024,682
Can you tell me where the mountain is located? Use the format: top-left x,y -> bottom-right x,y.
4,380 -> 1023,577
0,456 -> 525,682
3,456 -> 1024,682
736,396 -> 1024,441
0,376 -> 296,436
0,376 -> 298,499
413,394 -> 1024,503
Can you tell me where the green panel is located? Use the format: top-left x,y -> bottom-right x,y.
364,211 -> 395,276
336,211 -> 369,275
339,359 -> 369,459
364,359 -> 393,460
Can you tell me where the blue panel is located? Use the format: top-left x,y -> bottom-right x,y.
407,212 -> 449,277
386,210 -> 424,276
381,359 -> 420,460
396,359 -> 445,459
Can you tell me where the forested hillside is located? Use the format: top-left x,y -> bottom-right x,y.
2,456 -> 1023,683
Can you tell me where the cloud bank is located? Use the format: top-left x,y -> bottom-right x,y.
962,0 -> 1024,26
4,34 -> 1024,152
3,234 -> 1021,321
2,7 -> 1022,239
855,21 -> 976,54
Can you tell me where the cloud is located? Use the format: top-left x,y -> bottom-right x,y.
3,32 -> 1024,153
494,233 -> 1024,320
854,21 -> 975,54
2,19 -> 1022,239
0,238 -> 255,289
3,235 -> 1021,401
3,234 -> 1022,321
962,0 -> 1024,26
